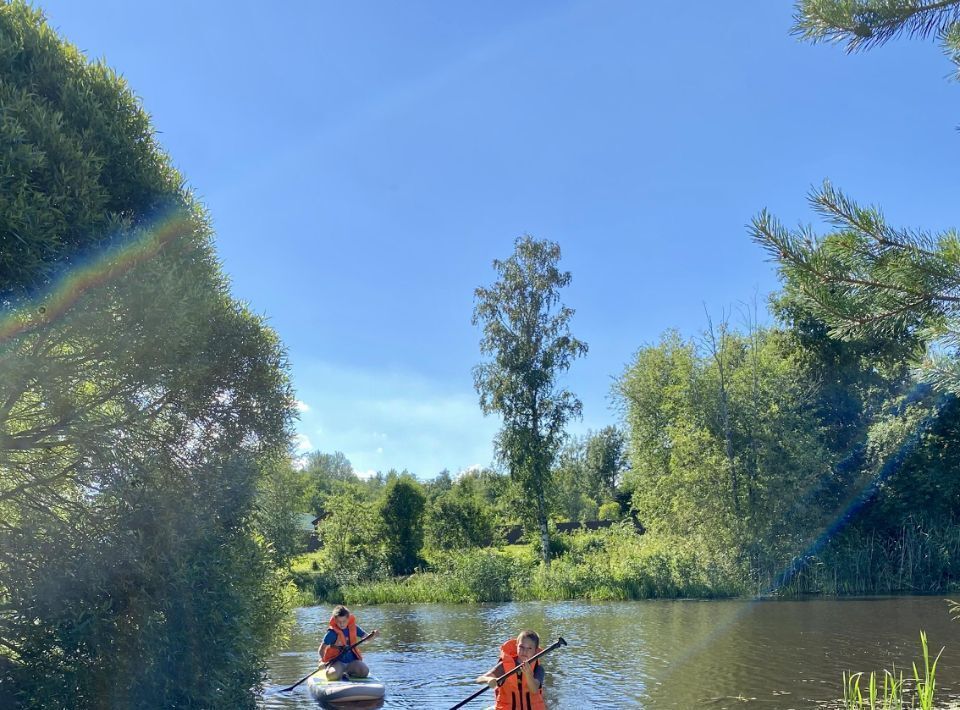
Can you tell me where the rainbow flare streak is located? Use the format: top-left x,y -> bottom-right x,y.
0,207 -> 195,346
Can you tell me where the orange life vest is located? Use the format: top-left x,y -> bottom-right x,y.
321,614 -> 363,663
494,638 -> 547,710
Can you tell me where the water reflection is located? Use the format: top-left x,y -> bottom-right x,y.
261,598 -> 960,709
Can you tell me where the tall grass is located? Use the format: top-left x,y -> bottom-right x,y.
287,520 -> 960,604
843,670 -> 903,710
288,525 -> 748,604
765,522 -> 960,596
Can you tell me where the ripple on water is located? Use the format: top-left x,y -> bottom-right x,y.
263,598 -> 960,709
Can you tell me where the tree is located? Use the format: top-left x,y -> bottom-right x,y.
753,183 -> 960,393
551,436 -> 598,522
378,476 -> 426,575
0,5 -> 294,707
255,456 -> 306,566
424,488 -> 494,551
771,3 -> 960,394
584,426 -> 628,503
300,450 -> 359,514
616,327 -> 832,566
316,492 -> 387,584
794,0 -> 960,77
473,236 -> 588,564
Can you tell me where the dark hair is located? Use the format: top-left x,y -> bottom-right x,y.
333,605 -> 350,618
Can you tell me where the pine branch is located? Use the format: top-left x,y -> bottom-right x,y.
794,0 -> 960,51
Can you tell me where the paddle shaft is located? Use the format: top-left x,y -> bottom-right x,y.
448,637 -> 567,710
279,631 -> 375,693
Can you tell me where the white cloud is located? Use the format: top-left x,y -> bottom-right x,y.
291,359 -> 499,477
293,433 -> 313,452
295,400 -> 310,413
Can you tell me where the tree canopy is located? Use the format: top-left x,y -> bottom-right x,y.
0,4 -> 295,707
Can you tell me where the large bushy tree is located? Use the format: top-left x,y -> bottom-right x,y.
473,236 -> 587,564
616,327 -> 832,566
0,4 -> 294,707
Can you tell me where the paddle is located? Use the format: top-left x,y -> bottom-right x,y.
448,636 -> 567,710
279,630 -> 376,693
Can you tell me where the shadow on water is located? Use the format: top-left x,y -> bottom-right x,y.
261,598 -> 960,709
317,701 -> 385,710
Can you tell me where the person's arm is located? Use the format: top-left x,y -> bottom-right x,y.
318,630 -> 341,662
474,662 -> 504,687
532,663 -> 544,690
518,659 -> 541,690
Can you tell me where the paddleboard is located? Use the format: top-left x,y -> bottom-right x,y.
307,673 -> 386,702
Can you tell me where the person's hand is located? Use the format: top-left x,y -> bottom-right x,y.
520,659 -> 534,677
369,629 -> 380,639
474,675 -> 497,688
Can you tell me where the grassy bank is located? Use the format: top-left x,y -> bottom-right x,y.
291,524 -> 746,604
290,520 -> 960,605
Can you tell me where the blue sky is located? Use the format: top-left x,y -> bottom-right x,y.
35,1 -> 960,478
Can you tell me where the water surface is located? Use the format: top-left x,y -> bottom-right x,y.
260,597 -> 960,709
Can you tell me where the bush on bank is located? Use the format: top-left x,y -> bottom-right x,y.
291,524 -> 748,604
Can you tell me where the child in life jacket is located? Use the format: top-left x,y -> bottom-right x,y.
318,605 -> 380,681
474,629 -> 547,710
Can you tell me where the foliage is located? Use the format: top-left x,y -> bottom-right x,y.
314,493 -> 388,586
550,427 -> 628,523
255,456 -> 308,566
316,526 -> 747,604
522,525 -> 746,601
0,5 -> 295,707
584,425 -> 627,502
339,551 -> 523,604
843,669 -> 903,710
598,501 -> 622,521
473,236 -> 588,563
616,327 -> 833,567
424,487 -> 495,551
752,182 -> 960,393
300,450 -> 361,514
550,436 -> 598,522
774,520 -> 960,596
378,475 -> 427,575
794,0 -> 960,77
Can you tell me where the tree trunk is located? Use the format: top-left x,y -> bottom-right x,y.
537,494 -> 551,566
705,312 -> 739,515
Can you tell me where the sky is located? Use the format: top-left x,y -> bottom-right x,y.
33,1 -> 960,478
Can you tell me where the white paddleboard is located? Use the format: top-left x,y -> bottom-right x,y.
307,673 -> 386,702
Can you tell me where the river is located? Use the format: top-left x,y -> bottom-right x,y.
260,597 -> 959,709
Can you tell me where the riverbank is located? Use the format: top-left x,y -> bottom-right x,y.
290,523 -> 960,605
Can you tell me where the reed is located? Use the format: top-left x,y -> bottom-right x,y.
766,521 -> 960,596
843,670 -> 904,710
912,631 -> 942,710
841,633 -> 939,710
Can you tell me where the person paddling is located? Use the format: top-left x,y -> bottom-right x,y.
474,629 -> 547,709
318,605 -> 379,681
